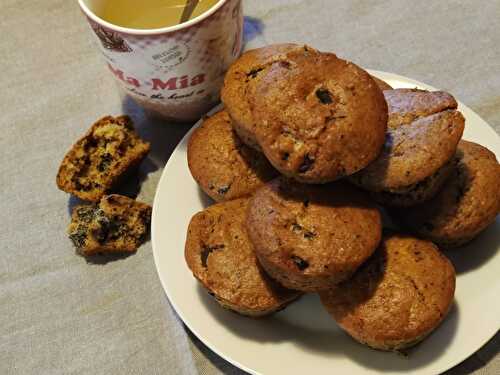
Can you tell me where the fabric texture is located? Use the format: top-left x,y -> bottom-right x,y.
1,0 -> 499,374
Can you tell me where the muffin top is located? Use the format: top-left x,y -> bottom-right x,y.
250,52 -> 388,183
384,89 -> 458,129
185,198 -> 300,313
320,234 -> 456,350
220,43 -> 304,149
350,89 -> 465,192
247,178 -> 382,285
398,140 -> 500,247
187,110 -> 277,202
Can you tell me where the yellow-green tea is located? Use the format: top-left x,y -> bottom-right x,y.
96,0 -> 220,29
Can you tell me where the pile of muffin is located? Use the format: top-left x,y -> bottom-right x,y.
185,44 -> 500,351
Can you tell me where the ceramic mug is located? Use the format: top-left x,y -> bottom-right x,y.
78,0 -> 244,122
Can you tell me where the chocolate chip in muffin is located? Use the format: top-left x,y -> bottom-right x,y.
298,154 -> 315,173
247,67 -> 265,80
316,88 -> 334,104
291,255 -> 309,271
200,244 -> 225,268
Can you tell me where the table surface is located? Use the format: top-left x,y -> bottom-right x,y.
1,1 -> 499,374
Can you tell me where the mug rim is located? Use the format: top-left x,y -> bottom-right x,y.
78,0 -> 228,36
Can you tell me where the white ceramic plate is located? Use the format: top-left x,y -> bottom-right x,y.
152,71 -> 500,375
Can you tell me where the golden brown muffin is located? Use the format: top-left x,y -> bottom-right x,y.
246,178 -> 382,292
350,89 -> 465,206
367,157 -> 458,208
384,88 -> 458,129
371,76 -> 393,91
68,194 -> 151,256
250,52 -> 388,183
221,43 -> 303,149
187,110 -> 277,202
394,141 -> 500,248
320,234 -> 456,351
57,116 -> 150,202
185,198 -> 301,317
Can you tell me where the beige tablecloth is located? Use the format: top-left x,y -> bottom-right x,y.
1,1 -> 499,374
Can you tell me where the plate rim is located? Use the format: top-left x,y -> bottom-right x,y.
151,70 -> 500,375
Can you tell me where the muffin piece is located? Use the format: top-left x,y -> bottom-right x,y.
320,234 -> 456,351
246,178 -> 382,292
68,194 -> 151,256
394,141 -> 500,248
250,52 -> 388,183
185,198 -> 301,317
187,110 -> 277,202
57,116 -> 150,202
371,76 -> 393,91
221,43 -> 303,150
350,89 -> 465,206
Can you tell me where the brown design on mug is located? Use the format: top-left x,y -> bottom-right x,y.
91,24 -> 133,53
231,0 -> 243,57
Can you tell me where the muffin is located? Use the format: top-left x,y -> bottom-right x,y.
320,234 -> 456,351
350,89 -> 465,206
68,194 -> 151,256
185,198 -> 301,317
250,52 -> 388,183
57,116 -> 150,202
384,89 -> 458,129
246,178 -> 382,292
221,43 -> 303,149
187,110 -> 277,202
394,140 -> 500,248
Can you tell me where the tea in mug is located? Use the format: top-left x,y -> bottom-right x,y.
96,0 -> 220,29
